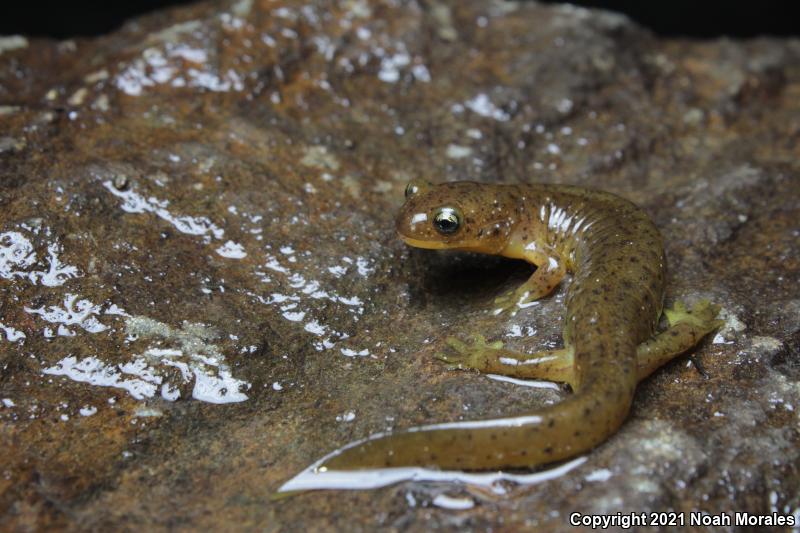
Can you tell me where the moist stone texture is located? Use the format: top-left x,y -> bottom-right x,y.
1,1 -> 798,531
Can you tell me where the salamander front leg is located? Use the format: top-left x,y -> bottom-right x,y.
493,256 -> 566,312
636,300 -> 723,381
436,334 -> 577,388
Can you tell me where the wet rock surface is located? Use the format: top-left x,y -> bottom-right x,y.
1,1 -> 799,530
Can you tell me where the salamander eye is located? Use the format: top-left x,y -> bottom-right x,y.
404,179 -> 432,198
433,207 -> 461,235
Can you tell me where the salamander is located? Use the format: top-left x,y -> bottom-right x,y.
320,180 -> 721,471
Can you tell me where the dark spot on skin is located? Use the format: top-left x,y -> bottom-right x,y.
431,454 -> 437,460
491,434 -> 497,440
521,450 -> 527,456
544,447 -> 553,454
548,419 -> 555,428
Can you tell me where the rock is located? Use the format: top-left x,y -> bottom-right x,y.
1,1 -> 798,530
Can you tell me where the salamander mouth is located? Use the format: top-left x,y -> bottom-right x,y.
397,234 -> 451,250
398,233 -> 487,251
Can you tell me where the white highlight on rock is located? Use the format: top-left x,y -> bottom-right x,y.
1,231 -> 34,278
216,240 -> 247,259
282,311 -> 306,322
79,405 -> 98,416
378,52 -> 410,83
115,44 -> 244,96
102,180 -> 224,240
327,265 -> 347,277
0,232 -> 78,286
546,143 -> 561,155
0,322 -> 26,342
556,98 -> 573,114
43,317 -> 250,405
446,144 -> 472,159
105,304 -> 130,317
25,294 -> 108,335
340,348 -> 369,357
304,320 -> 327,336
411,63 -> 431,82
336,410 -> 356,422
463,93 -> 510,121
432,494 -> 475,510
486,374 -> 561,390
279,450 -> 586,493
44,356 -> 160,400
355,256 -> 374,277
584,468 -> 613,482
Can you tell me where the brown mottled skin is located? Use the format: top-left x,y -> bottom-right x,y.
320,180 -> 721,471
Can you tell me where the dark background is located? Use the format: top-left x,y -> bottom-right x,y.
0,0 -> 797,39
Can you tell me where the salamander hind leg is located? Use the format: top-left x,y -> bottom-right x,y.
636,300 -> 723,380
437,334 -> 576,388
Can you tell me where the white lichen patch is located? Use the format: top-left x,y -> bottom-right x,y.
0,105 -> 21,116
126,316 -> 250,403
0,35 -> 28,54
300,145 -> 341,171
712,307 -> 746,344
84,69 -> 109,83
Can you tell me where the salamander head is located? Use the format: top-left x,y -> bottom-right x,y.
395,179 -> 519,253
